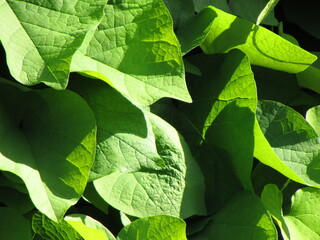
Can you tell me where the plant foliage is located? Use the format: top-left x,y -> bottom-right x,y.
1,0 -> 320,239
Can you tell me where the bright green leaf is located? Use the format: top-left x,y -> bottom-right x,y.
0,0 -> 105,89
0,207 -> 31,240
117,215 -> 187,240
69,77 -> 205,218
254,100 -> 320,187
71,0 -> 191,106
261,184 -> 290,239
65,214 -> 116,240
0,81 -> 96,221
262,185 -> 320,240
192,191 -> 277,240
201,6 -> 316,73
306,106 -> 320,136
284,188 -> 320,240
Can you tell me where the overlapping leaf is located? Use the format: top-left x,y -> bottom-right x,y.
71,0 -> 191,105
0,80 -> 96,221
262,184 -> 320,240
191,191 -> 277,240
69,77 -> 206,218
254,100 -> 320,187
177,50 -> 257,212
0,0 -> 106,89
201,6 -> 317,73
117,215 -> 187,240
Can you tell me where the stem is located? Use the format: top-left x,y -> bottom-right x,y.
256,0 -> 280,26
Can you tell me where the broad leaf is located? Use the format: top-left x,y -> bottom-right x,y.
0,0 -> 105,89
0,207 -> 31,240
254,100 -> 320,187
162,0 -> 194,28
178,50 -> 257,212
262,185 -> 320,240
0,81 -> 96,221
201,6 -> 317,73
117,215 -> 187,240
306,106 -> 320,136
71,0 -> 191,106
192,191 -> 277,240
176,7 -> 216,55
69,77 -> 206,218
65,214 -> 116,240
193,0 -> 230,13
32,212 -> 82,240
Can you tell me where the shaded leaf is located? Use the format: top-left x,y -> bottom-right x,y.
192,191 -> 277,240
0,80 -> 96,221
0,207 -> 31,240
254,100 -> 320,187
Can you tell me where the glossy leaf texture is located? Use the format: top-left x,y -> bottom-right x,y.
254,100 -> 320,187
69,77 -> 206,219
0,0 -> 106,89
262,184 -> 320,240
191,191 -> 277,240
176,49 -> 257,212
200,6 -> 317,73
0,80 -> 96,221
71,0 -> 191,106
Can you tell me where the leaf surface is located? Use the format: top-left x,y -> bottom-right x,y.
201,6 -> 316,73
69,77 -> 206,218
254,100 -> 320,187
192,191 -> 277,240
71,0 -> 191,105
0,0 -> 105,89
0,81 -> 96,221
178,50 -> 257,212
117,215 -> 187,240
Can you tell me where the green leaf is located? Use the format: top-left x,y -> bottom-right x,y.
0,186 -> 34,214
229,0 -> 278,26
194,0 -> 230,13
0,81 -> 96,221
32,212 -> 82,240
0,0 -> 105,89
162,0 -> 194,28
297,66 -> 320,94
176,7 -> 217,55
0,207 -> 31,240
201,6 -> 317,73
192,191 -> 277,240
71,0 -> 191,106
254,100 -> 320,187
262,185 -> 320,240
261,184 -> 290,240
284,188 -> 320,240
178,50 -> 257,212
69,77 -> 205,218
306,106 -> 320,136
65,214 -> 116,240
117,215 -> 187,240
